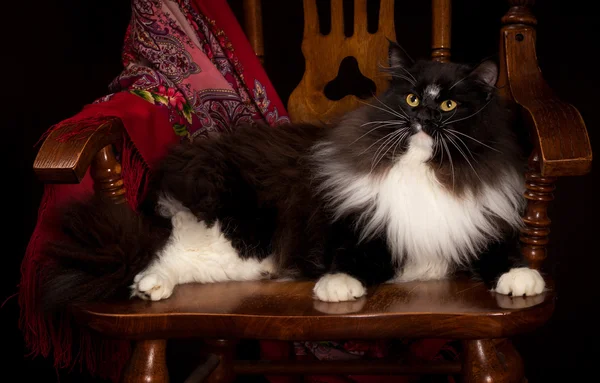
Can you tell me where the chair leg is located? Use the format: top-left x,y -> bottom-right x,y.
203,339 -> 238,383
461,339 -> 525,383
122,339 -> 169,383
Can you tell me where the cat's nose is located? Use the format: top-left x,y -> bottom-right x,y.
410,121 -> 423,132
416,109 -> 436,124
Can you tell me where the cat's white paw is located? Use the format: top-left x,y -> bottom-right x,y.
494,267 -> 545,296
132,272 -> 175,301
313,273 -> 366,302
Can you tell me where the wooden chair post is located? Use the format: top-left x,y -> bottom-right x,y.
432,0 -> 452,62
204,339 -> 238,383
520,153 -> 556,270
122,340 -> 169,383
242,0 -> 265,64
90,145 -> 127,204
499,0 -> 556,270
461,339 -> 525,382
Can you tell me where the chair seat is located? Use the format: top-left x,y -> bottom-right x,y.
74,277 -> 554,341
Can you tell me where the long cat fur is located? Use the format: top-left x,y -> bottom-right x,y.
41,42 -> 545,309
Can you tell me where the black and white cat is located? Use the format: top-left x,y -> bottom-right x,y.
42,42 -> 545,309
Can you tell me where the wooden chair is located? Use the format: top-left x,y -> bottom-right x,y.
33,0 -> 592,382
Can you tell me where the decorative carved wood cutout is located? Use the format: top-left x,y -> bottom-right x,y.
287,0 -> 396,125
323,56 -> 377,101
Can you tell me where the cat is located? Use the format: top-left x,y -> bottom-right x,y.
41,41 -> 545,309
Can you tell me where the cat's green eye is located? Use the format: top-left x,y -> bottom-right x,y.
406,93 -> 420,107
440,99 -> 457,112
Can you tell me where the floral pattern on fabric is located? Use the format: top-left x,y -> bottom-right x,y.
130,85 -> 195,138
108,0 -> 289,141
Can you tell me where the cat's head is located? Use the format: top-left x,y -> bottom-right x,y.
329,41 -> 523,193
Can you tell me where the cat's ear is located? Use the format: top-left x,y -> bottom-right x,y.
468,60 -> 498,87
387,39 -> 414,68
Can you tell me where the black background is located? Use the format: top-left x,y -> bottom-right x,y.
5,1 -> 597,381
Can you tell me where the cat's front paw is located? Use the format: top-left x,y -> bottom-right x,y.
313,273 -> 366,302
131,272 -> 175,301
494,267 -> 545,296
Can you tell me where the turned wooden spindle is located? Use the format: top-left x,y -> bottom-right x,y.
462,339 -> 525,383
243,0 -> 265,65
432,0 -> 452,62
122,340 -> 169,383
90,145 -> 127,204
204,339 -> 238,383
519,153 -> 556,270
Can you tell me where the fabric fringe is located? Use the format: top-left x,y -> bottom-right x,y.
19,185 -> 55,361
120,132 -> 152,211
20,127 -> 151,382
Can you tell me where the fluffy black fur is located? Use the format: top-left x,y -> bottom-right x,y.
41,42 -> 530,310
41,198 -> 171,310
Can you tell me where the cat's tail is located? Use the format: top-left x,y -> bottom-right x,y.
40,196 -> 171,312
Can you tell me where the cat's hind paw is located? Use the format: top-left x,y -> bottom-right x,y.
131,272 -> 175,301
313,273 -> 366,302
494,267 -> 545,296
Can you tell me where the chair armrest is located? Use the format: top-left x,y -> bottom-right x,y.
33,117 -> 124,183
503,27 -> 592,177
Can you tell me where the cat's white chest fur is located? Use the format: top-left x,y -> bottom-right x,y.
317,132 -> 524,282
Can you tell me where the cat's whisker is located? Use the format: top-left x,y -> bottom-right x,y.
441,108 -> 458,124
445,129 -> 503,153
373,132 -> 406,169
445,130 -> 477,161
392,130 -> 412,159
351,122 -> 406,145
370,95 -> 409,120
437,131 -> 444,166
431,131 -> 438,157
388,74 -> 417,86
373,73 -> 415,86
356,99 -> 406,120
387,64 -> 418,83
399,66 -> 417,83
396,107 -> 410,119
388,129 -> 411,160
359,127 -> 409,156
440,137 -> 455,190
436,131 -> 446,170
448,76 -> 468,90
443,132 -> 482,182
377,63 -> 418,85
361,120 -> 406,126
372,127 -> 411,168
431,131 -> 445,170
432,130 -> 442,164
370,129 -> 407,173
444,99 -> 492,125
